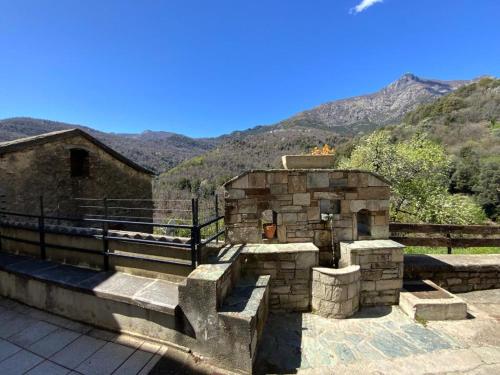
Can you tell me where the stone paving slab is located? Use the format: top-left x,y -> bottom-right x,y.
256,288 -> 500,374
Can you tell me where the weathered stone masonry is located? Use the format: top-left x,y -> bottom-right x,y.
224,169 -> 391,264
0,129 -> 154,224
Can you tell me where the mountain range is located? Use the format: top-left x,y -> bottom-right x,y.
0,73 -> 479,174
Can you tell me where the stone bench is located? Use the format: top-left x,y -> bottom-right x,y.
312,265 -> 360,318
0,252 -> 195,347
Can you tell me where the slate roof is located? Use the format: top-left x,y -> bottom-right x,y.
0,128 -> 155,175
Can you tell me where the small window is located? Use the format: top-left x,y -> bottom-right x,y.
70,149 -> 89,177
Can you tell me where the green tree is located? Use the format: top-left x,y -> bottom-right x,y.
338,130 -> 486,224
473,160 -> 500,221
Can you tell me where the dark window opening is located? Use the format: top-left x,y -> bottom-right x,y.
70,149 -> 90,177
357,209 -> 371,237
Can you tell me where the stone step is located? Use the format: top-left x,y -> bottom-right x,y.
219,275 -> 271,366
0,252 -> 196,349
110,250 -> 192,282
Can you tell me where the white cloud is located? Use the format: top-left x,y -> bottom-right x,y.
350,0 -> 383,14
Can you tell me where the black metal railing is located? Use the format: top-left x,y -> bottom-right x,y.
0,196 -> 225,270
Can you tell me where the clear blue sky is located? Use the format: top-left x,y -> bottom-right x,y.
0,0 -> 498,138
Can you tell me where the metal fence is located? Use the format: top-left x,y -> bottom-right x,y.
0,195 -> 225,270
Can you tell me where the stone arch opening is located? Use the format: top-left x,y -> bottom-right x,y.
357,209 -> 372,237
261,209 -> 277,239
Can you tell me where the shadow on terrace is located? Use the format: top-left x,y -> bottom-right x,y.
0,196 -> 225,356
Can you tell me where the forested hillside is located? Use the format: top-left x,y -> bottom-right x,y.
392,77 -> 500,220
158,78 -> 499,222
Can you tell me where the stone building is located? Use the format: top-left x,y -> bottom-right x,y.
0,129 -> 154,223
223,169 -> 391,264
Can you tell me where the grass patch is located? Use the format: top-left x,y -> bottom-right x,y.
404,246 -> 500,255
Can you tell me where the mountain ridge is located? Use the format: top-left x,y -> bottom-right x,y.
0,73 -> 482,173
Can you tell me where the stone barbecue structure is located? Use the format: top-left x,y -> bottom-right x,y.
224,169 -> 391,264
0,129 -> 154,221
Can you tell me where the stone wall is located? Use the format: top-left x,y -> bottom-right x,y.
312,265 -> 360,318
405,254 -> 500,293
224,169 -> 390,264
340,240 -> 404,306
240,243 -> 319,312
0,133 -> 153,224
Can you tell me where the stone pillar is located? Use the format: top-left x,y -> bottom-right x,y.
340,240 -> 405,306
311,265 -> 361,318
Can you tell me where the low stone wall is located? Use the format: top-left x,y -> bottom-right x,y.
340,240 -> 404,306
240,243 -> 319,312
0,222 -> 192,281
404,254 -> 500,293
312,265 -> 360,318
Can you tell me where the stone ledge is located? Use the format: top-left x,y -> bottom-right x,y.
0,252 -> 179,315
400,279 -> 467,320
341,240 -> 405,252
241,243 -> 319,254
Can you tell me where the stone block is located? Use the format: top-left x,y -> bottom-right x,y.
282,213 -> 298,224
248,172 -> 266,188
293,193 -> 310,206
348,173 -> 368,187
238,199 -> 257,214
270,184 -> 288,195
330,178 -> 348,187
231,174 -> 248,189
288,175 -> 306,193
368,174 -> 388,187
335,228 -> 353,241
268,171 -> 288,184
280,205 -> 304,213
307,172 -> 329,189
329,171 -> 345,179
271,285 -> 291,294
313,192 -> 343,200
307,206 -> 320,221
277,225 -> 287,242
314,230 -> 331,247
226,189 -> 246,199
349,200 -> 367,212
297,213 -> 308,222
357,187 -> 391,200
375,279 -> 403,291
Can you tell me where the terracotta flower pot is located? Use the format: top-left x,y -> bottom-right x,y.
263,224 -> 277,239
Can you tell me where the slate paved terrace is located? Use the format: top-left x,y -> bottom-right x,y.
0,297 -> 224,375
255,288 -> 500,374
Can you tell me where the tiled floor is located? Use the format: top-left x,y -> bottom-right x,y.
0,297 -> 205,375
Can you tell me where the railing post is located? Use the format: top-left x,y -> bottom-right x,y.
102,197 -> 109,271
39,196 -> 46,260
447,233 -> 452,254
191,198 -> 198,268
215,194 -> 219,244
